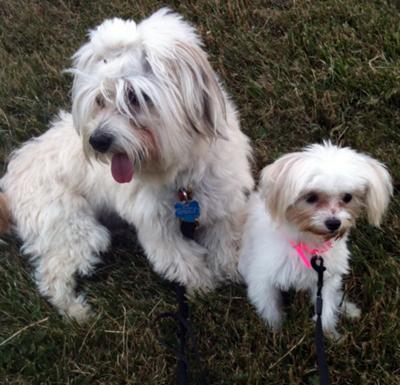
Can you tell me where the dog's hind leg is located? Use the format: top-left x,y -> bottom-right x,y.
21,197 -> 110,322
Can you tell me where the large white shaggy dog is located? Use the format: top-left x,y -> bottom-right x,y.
0,9 -> 254,321
239,143 -> 392,338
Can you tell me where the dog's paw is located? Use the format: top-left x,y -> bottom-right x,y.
64,302 -> 93,324
184,267 -> 217,296
220,262 -> 242,283
341,300 -> 361,319
268,318 -> 283,332
171,248 -> 217,294
185,285 -> 211,298
311,315 -> 342,341
261,310 -> 284,331
325,328 -> 342,342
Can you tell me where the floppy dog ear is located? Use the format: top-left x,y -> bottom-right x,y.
145,41 -> 227,139
259,152 -> 304,223
170,42 -> 227,138
145,40 -> 226,139
138,8 -> 227,138
363,157 -> 393,226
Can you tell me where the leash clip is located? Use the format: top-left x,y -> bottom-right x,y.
178,188 -> 189,202
178,187 -> 193,202
311,255 -> 326,296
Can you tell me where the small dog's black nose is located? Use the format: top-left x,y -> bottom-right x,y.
325,218 -> 341,232
89,132 -> 113,153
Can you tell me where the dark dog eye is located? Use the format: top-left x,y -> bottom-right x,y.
306,193 -> 319,204
127,88 -> 150,108
143,92 -> 150,103
95,95 -> 105,108
127,89 -> 139,107
343,193 -> 352,203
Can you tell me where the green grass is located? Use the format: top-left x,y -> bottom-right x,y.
1,0 -> 399,384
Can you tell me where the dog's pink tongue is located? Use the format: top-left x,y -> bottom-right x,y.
111,154 -> 134,183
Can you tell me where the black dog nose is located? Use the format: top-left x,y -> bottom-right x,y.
89,132 -> 113,153
325,218 -> 341,232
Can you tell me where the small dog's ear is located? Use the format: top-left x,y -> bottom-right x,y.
259,152 -> 304,222
145,41 -> 227,139
364,157 -> 393,226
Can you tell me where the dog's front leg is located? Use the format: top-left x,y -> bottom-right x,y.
136,219 -> 215,292
197,216 -> 242,283
248,279 -> 283,331
317,274 -> 343,339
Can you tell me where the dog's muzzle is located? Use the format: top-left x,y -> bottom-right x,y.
89,132 -> 113,153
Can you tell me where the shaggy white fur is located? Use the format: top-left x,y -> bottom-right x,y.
0,8 -> 254,321
239,142 -> 392,338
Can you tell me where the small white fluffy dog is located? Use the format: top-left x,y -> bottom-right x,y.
0,9 -> 254,321
239,142 -> 392,337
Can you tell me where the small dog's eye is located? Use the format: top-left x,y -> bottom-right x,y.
306,193 -> 319,204
343,193 -> 352,203
95,95 -> 105,108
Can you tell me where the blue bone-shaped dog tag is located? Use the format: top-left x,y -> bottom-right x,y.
174,200 -> 200,223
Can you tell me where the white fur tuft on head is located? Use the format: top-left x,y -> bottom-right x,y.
89,18 -> 139,57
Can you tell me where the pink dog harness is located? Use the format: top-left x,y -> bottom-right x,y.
289,240 -> 333,269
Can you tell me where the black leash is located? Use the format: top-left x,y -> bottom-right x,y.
311,255 -> 330,385
175,283 -> 190,385
156,188 -> 209,385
